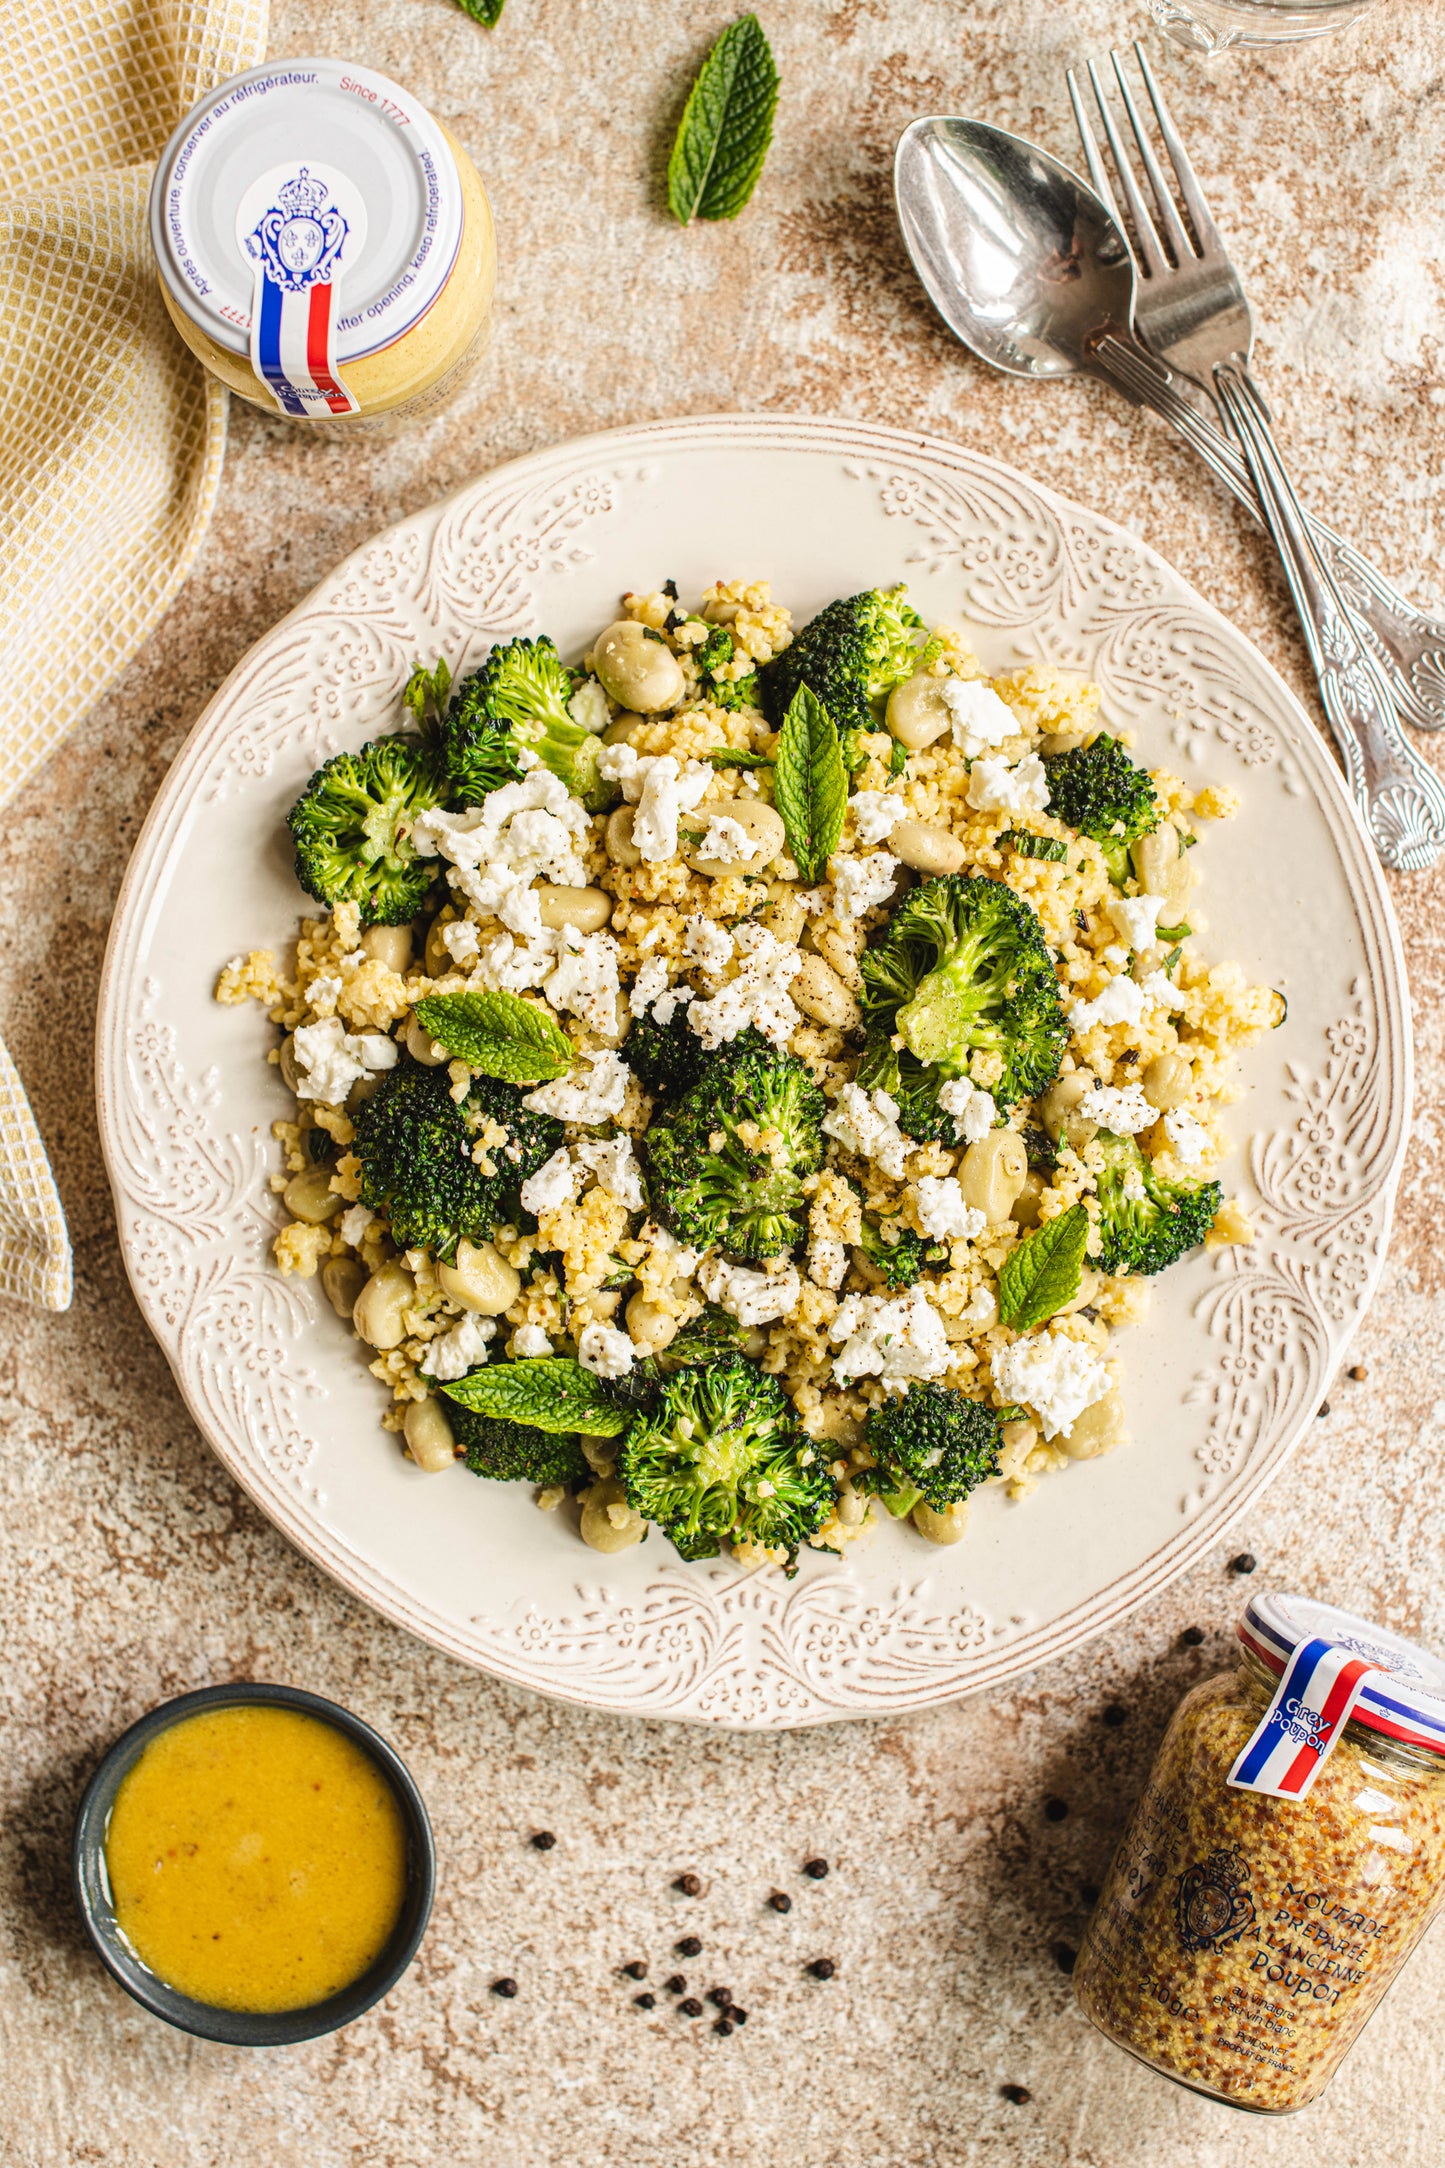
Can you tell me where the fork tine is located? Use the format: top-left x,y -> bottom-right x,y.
1108,49 -> 1197,267
1084,59 -> 1170,280
1066,67 -> 1123,231
1132,39 -> 1226,258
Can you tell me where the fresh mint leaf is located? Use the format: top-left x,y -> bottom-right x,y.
888,739 -> 909,778
1001,829 -> 1068,863
774,683 -> 846,881
440,1358 -> 627,1437
452,0 -> 505,22
667,14 -> 779,225
705,748 -> 774,770
997,1204 -> 1090,1332
412,990 -> 572,1084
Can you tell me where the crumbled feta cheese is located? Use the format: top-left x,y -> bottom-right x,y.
628,957 -> 673,1019
338,1203 -> 374,1247
1106,892 -> 1166,950
596,740 -> 643,794
829,1285 -> 951,1392
698,1254 -> 801,1328
966,752 -> 1050,817
830,851 -> 899,920
822,1083 -> 912,1179
578,1320 -> 635,1378
941,677 -> 1019,757
651,990 -> 679,1025
523,1049 -> 630,1126
1078,1082 -> 1156,1135
471,929 -> 556,993
1069,975 -> 1148,1033
576,1134 -> 645,1210
291,1017 -> 399,1104
1099,944 -> 1130,975
992,1331 -> 1111,1440
911,1177 -> 986,1242
421,1312 -> 498,1382
686,922 -> 801,1050
849,791 -> 906,848
306,972 -> 341,1018
1138,970 -> 1186,1012
937,1076 -> 998,1145
626,755 -> 713,861
1164,1109 -> 1211,1167
441,920 -> 482,968
544,927 -> 622,1037
694,813 -> 763,867
1121,1158 -> 1148,1202
512,1323 -> 554,1359
684,915 -> 734,977
567,678 -> 611,734
808,1238 -> 849,1292
413,773 -> 591,941
520,1146 -> 583,1217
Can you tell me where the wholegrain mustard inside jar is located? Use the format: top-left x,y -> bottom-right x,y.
148,59 -> 495,429
1075,1593 -> 1445,2112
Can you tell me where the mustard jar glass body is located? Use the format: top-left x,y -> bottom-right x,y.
148,58 -> 495,432
1074,1593 -> 1445,2112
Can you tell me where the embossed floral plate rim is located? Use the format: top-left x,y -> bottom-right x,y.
96,413 -> 1410,1729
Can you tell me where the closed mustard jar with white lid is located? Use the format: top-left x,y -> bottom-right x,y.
148,58 -> 495,428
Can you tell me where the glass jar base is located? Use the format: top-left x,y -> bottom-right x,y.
1077,1995 -> 1313,2114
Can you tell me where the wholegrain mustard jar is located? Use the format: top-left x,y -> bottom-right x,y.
148,59 -> 495,429
1074,1594 -> 1445,2112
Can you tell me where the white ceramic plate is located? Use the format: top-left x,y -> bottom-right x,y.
97,415 -> 1410,1729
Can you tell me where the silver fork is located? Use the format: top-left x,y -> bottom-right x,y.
1074,42 -> 1445,874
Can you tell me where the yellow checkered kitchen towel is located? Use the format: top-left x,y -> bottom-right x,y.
0,0 -> 267,1308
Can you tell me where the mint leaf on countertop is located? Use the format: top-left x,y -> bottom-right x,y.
440,1359 -> 628,1437
773,683 -> 846,882
412,991 -> 573,1084
667,14 -> 779,225
453,0 -> 505,22
997,1204 -> 1091,1333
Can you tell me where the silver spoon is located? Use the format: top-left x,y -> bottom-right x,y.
893,115 -> 1445,746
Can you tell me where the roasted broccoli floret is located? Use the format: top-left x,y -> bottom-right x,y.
641,1046 -> 824,1258
856,1209 -> 942,1289
1042,732 -> 1161,884
625,1004 -> 771,1103
443,636 -> 614,811
445,1403 -> 591,1487
620,1355 -> 835,1566
286,734 -> 448,926
858,874 -> 1067,1136
353,1058 -> 562,1257
1093,1130 -> 1222,1276
759,585 -> 939,736
695,623 -> 760,712
861,1383 -> 1004,1518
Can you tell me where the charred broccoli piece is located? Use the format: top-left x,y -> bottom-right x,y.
861,1383 -> 1004,1518
759,585 -> 939,737
443,636 -> 613,810
695,623 -> 760,712
641,1046 -> 824,1258
1093,1130 -> 1222,1277
625,1004 -> 771,1103
1041,732 -> 1161,884
353,1057 -> 562,1258
855,1208 -> 943,1289
447,1404 -> 590,1487
286,734 -> 448,926
858,874 -> 1067,1136
619,1355 -> 834,1567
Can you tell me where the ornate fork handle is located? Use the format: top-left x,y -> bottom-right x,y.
1095,336 -> 1445,736
1213,360 -> 1445,873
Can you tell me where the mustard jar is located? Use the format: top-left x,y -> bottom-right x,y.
148,58 -> 496,430
1074,1592 -> 1445,2112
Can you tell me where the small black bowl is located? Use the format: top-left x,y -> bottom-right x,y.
72,1681 -> 435,2046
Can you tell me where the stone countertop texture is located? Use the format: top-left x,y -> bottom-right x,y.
4,0 -> 1445,2161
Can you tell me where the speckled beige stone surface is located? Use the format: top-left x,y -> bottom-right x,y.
4,1 -> 1445,2160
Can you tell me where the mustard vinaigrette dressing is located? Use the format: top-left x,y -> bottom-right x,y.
103,1705 -> 407,2012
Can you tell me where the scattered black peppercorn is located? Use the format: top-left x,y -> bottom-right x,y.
1117,1047 -> 1139,1066
1102,1703 -> 1127,1727
530,1831 -> 556,1851
679,1998 -> 703,2017
664,1973 -> 686,1994
1350,1364 -> 1367,1382
1052,1943 -> 1077,1976
621,1961 -> 647,1981
1001,2083 -> 1032,2106
1181,1625 -> 1205,1646
803,1858 -> 829,1880
1081,1882 -> 1101,1907
1230,1551 -> 1257,1576
674,1872 -> 701,1896
1043,1797 -> 1069,1822
707,1987 -> 732,2008
676,1935 -> 702,1957
767,1890 -> 792,1912
492,1977 -> 518,1998
807,1958 -> 836,1980
729,2007 -> 748,2025
1317,1401 -> 1331,1418
714,2017 -> 734,2036
634,1992 -> 656,2010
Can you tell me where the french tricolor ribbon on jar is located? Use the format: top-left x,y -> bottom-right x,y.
243,167 -> 360,418
1228,1634 -> 1383,1801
